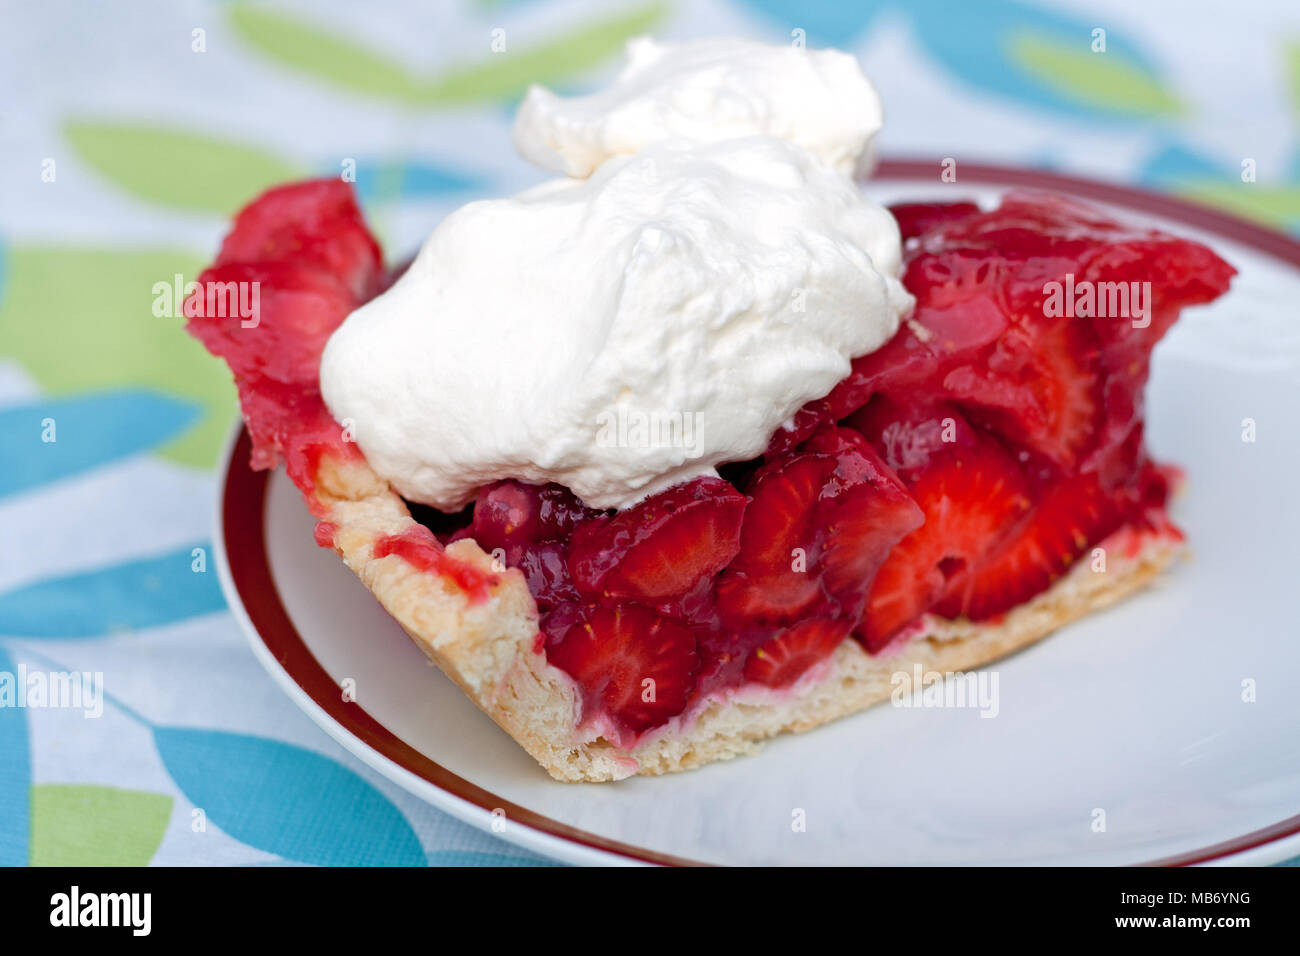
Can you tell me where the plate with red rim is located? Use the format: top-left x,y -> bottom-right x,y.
214,160 -> 1300,866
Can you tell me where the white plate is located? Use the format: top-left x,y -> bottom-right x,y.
215,162 -> 1300,865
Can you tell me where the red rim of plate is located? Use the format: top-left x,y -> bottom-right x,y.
220,159 -> 1300,867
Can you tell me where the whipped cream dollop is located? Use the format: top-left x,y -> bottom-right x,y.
321,36 -> 911,511
321,138 -> 911,510
514,36 -> 884,178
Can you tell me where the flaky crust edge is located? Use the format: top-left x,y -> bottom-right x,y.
311,452 -> 1183,783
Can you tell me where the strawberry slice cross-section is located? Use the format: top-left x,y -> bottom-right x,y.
568,476 -> 746,603
717,426 -> 923,625
544,603 -> 699,734
858,430 -> 1031,652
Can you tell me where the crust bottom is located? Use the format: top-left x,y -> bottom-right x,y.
310,452 -> 1182,783
623,527 -> 1180,778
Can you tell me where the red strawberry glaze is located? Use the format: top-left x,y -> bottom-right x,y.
216,180 -> 383,301
313,521 -> 338,549
889,201 -> 981,240
373,526 -> 499,603
194,183 -> 1234,744
184,182 -> 374,510
187,180 -> 491,599
570,477 -> 746,603
768,192 -> 1236,460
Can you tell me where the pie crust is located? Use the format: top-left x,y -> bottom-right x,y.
311,448 -> 1181,782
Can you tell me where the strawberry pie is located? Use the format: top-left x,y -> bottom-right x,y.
188,38 -> 1234,781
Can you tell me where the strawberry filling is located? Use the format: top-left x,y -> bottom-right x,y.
185,181 -> 378,506
189,182 -> 1235,744
373,526 -> 498,603
186,180 -> 490,593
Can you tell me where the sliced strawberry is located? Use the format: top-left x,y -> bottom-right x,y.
888,201 -> 981,242
802,428 -> 924,601
859,437 -> 1031,651
216,179 -> 383,301
718,428 -> 921,623
730,456 -> 826,571
568,477 -> 745,602
544,603 -> 698,732
943,317 -> 1103,470
767,268 -> 1009,456
847,394 -> 979,484
1079,234 -> 1232,468
714,567 -> 824,623
743,618 -> 852,688
933,471 -> 1125,621
715,454 -> 830,622
820,487 -> 925,601
770,193 -> 1234,470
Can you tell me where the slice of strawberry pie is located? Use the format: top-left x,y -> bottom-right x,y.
188,179 -> 1232,781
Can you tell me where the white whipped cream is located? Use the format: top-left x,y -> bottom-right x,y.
320,137 -> 912,510
514,36 -> 884,178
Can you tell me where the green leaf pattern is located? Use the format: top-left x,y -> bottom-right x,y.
228,1 -> 669,107
29,785 -> 173,867
65,123 -> 304,216
1008,31 -> 1182,117
0,247 -> 234,467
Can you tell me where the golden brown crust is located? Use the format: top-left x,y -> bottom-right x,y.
309,451 -> 1183,783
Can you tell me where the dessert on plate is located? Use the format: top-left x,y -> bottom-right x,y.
188,38 -> 1234,781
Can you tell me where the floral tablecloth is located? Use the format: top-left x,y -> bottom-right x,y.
2,0 -> 1298,866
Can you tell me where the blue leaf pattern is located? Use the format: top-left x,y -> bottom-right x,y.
0,543 -> 226,638
1140,142 -> 1227,186
427,850 -> 559,867
0,390 -> 200,499
348,159 -> 484,204
740,0 -> 1169,122
737,0 -> 886,48
154,727 -> 428,866
0,646 -> 31,865
904,0 -> 1168,121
